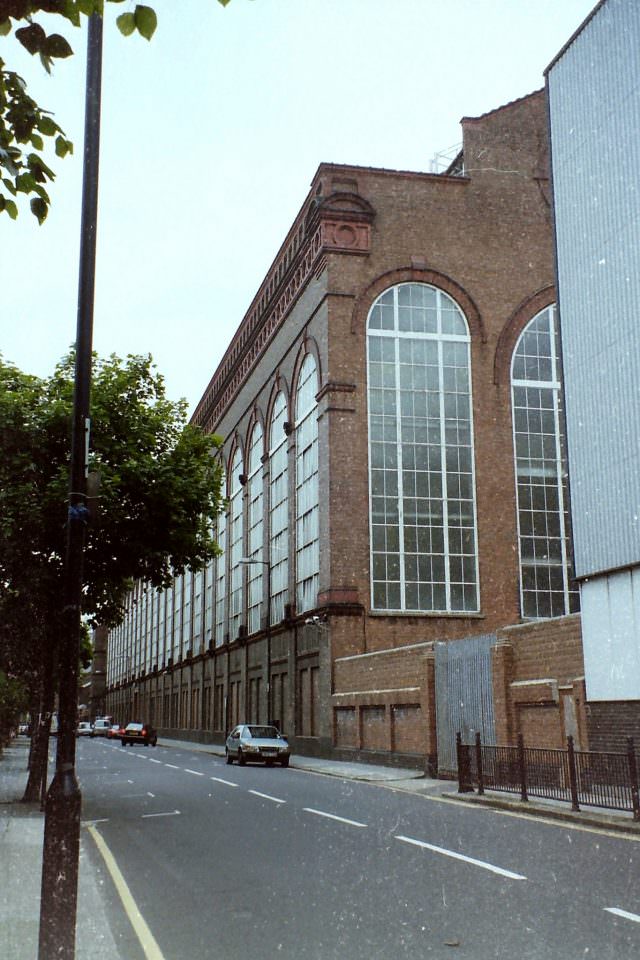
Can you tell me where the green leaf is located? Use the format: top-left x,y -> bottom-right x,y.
55,135 -> 73,158
62,0 -> 82,27
217,0 -> 232,6
0,19 -> 11,36
31,133 -> 44,151
15,172 -> 36,193
38,116 -> 59,137
2,179 -> 17,196
15,23 -> 47,56
30,197 -> 48,225
5,198 -> 18,220
116,11 -> 135,36
44,34 -> 74,60
134,4 -> 157,41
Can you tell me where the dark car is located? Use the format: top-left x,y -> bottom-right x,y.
225,724 -> 290,767
121,722 -> 158,747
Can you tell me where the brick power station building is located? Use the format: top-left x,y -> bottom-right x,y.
105,90 -> 588,771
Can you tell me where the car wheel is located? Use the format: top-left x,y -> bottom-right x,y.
152,738 -> 157,747
266,759 -> 274,767
238,749 -> 246,766
225,750 -> 233,765
280,757 -> 290,768
120,740 -> 126,747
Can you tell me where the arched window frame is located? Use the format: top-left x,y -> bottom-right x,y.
246,423 -> 264,635
511,304 -> 579,619
172,574 -> 183,662
295,355 -> 319,614
366,281 -> 479,613
214,507 -> 227,646
229,449 -> 244,640
269,392 -> 289,625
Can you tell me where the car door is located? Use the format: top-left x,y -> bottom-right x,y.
228,727 -> 241,758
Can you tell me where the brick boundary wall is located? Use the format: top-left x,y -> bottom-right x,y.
586,700 -> 640,754
492,614 -> 587,750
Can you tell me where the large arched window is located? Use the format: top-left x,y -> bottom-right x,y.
229,449 -> 244,640
511,304 -> 579,619
295,355 -> 319,613
214,508 -> 227,646
246,423 -> 264,635
367,282 -> 479,612
269,392 -> 289,624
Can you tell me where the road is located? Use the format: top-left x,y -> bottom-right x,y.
77,738 -> 640,960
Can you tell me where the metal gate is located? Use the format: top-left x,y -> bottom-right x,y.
435,634 -> 496,773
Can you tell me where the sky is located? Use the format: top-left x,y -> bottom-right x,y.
2,0 -> 596,416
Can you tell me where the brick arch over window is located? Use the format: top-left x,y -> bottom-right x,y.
265,375 -> 292,437
244,407 -> 266,466
292,334 -> 323,400
493,285 -> 555,386
224,436 -> 245,498
351,267 -> 485,344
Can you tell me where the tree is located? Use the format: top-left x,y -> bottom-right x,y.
0,352 -> 224,797
0,0 -> 234,222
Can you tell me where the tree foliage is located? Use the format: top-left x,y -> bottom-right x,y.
0,351 -> 225,711
0,0 -> 235,222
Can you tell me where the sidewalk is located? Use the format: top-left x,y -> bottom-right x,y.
0,738 -> 121,960
2,735 -> 638,959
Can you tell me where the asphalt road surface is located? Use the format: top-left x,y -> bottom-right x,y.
77,739 -> 640,960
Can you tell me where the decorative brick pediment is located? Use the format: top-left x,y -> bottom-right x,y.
306,191 -> 375,255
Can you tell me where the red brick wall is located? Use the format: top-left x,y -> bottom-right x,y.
492,614 -> 587,749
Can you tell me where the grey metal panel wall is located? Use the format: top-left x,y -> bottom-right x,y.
548,0 -> 640,578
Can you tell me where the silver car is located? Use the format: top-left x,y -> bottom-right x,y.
225,724 -> 290,767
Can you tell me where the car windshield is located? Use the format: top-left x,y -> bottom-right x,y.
246,726 -> 279,739
127,723 -> 143,731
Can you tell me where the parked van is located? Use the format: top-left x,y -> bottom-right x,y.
91,717 -> 111,737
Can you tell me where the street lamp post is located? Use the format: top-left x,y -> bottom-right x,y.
239,558 -> 272,725
38,14 -> 103,960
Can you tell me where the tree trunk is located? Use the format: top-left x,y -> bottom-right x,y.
22,663 -> 54,803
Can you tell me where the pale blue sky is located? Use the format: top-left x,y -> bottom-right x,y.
2,0 -> 595,414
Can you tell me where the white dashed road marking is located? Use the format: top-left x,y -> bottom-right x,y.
395,836 -> 527,880
303,808 -> 367,828
184,769 -> 204,776
210,777 -> 238,787
604,907 -> 640,924
164,764 -> 179,769
249,790 -> 286,804
141,810 -> 181,819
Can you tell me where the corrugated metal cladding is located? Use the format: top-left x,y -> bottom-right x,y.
548,0 -> 640,579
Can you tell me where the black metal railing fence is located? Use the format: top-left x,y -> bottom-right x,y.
456,732 -> 640,821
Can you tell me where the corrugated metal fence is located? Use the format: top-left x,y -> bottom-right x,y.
435,634 -> 496,773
